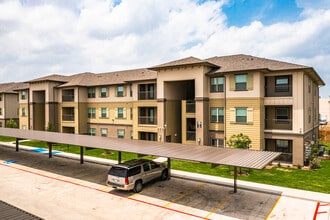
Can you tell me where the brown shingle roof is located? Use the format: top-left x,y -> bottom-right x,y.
149,56 -> 219,70
58,68 -> 156,88
206,54 -> 325,85
206,54 -> 309,72
0,82 -> 29,93
26,74 -> 70,83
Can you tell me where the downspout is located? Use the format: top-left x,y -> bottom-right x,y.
224,74 -> 227,148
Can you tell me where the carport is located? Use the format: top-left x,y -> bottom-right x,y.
0,128 -> 280,193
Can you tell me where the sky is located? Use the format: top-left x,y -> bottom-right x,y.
0,0 -> 330,97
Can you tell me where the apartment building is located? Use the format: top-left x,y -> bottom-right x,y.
0,82 -> 28,128
16,54 -> 324,165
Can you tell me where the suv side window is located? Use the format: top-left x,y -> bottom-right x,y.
150,161 -> 160,169
143,163 -> 150,172
128,166 -> 141,177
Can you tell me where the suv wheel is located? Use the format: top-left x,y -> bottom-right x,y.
161,169 -> 169,180
134,180 -> 143,193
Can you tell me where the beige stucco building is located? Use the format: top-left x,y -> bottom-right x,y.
15,54 -> 325,166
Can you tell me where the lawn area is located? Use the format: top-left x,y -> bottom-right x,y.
1,138 -> 330,194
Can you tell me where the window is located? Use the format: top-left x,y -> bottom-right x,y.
275,76 -> 290,92
117,129 -> 125,138
276,107 -> 289,123
116,85 -> 125,97
235,74 -> 247,91
139,107 -> 156,124
22,108 -> 26,117
89,128 -> 96,136
211,138 -> 224,147
88,108 -> 96,119
276,140 -> 291,153
210,77 -> 224,92
21,91 -> 27,100
308,108 -> 311,124
100,87 -> 108,98
117,108 -> 125,119
130,84 -> 133,97
236,108 -> 247,123
100,108 -> 108,118
138,84 -> 155,100
210,107 -> 224,123
101,128 -> 108,137
0,108 -> 2,115
88,87 -> 96,98
0,94 -> 2,101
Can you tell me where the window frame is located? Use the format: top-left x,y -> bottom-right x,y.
116,85 -> 124,97
100,108 -> 108,118
210,77 -> 224,93
236,107 -> 247,123
21,90 -> 27,100
87,87 -> 96,98
275,75 -> 290,92
88,108 -> 96,119
235,74 -> 247,91
275,107 -> 289,124
117,129 -> 125,138
101,128 -> 108,137
100,87 -> 108,98
210,107 -> 224,123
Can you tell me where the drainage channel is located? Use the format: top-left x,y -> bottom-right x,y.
0,200 -> 43,220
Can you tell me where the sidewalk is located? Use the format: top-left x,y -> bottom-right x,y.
2,141 -> 330,204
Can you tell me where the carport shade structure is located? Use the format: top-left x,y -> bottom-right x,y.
0,128 -> 281,193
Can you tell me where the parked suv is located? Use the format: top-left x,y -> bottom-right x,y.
106,159 -> 168,193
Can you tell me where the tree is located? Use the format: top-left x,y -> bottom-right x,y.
6,119 -> 17,128
226,133 -> 251,149
226,133 -> 252,175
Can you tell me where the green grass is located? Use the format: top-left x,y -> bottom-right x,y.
9,139 -> 330,194
0,136 -> 16,142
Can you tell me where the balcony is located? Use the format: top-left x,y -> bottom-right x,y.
265,119 -> 292,130
186,100 -> 195,113
138,116 -> 157,125
62,89 -> 75,102
186,131 -> 196,141
265,75 -> 292,97
138,84 -> 156,100
138,91 -> 155,100
62,107 -> 74,121
265,106 -> 292,130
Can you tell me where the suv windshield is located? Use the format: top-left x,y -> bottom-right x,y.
108,166 -> 127,177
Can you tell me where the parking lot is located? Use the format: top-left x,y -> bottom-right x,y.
0,144 -> 329,219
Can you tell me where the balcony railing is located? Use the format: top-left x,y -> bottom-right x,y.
186,100 -> 195,113
138,116 -> 157,125
138,91 -> 155,100
265,85 -> 292,97
186,131 -> 196,141
62,95 -> 74,102
62,114 -> 74,121
275,153 -> 292,163
265,119 -> 292,130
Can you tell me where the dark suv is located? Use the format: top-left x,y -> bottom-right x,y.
106,159 -> 168,193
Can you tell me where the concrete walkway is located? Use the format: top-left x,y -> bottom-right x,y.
1,141 -> 330,219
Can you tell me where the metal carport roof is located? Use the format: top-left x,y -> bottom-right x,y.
0,128 -> 281,193
0,128 -> 280,170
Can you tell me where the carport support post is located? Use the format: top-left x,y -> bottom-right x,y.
234,166 -> 238,193
118,151 -> 122,164
15,138 -> 20,152
80,147 -> 84,164
47,142 -> 52,158
167,157 -> 171,180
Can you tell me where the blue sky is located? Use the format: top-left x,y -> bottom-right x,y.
223,0 -> 303,26
0,0 -> 330,97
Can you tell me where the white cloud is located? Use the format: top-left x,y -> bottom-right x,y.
0,0 -> 329,96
